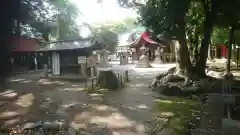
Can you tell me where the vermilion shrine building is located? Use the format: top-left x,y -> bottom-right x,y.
129,31 -> 168,62
215,44 -> 227,58
9,35 -> 43,73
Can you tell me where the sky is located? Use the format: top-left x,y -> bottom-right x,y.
69,0 -> 138,25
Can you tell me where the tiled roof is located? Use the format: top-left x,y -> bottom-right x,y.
39,38 -> 103,51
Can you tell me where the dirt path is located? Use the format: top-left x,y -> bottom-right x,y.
0,68 -> 169,134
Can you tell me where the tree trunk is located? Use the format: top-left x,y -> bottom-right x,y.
226,26 -> 235,73
174,19 -> 192,75
196,11 -> 215,77
208,43 -> 212,60
170,41 -> 176,62
193,33 -> 199,64
173,36 -> 192,75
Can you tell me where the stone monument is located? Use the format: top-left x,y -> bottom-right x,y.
120,52 -> 128,65
99,49 -> 110,68
135,50 -> 152,68
152,47 -> 163,64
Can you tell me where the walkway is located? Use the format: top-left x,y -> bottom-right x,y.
0,65 -> 172,134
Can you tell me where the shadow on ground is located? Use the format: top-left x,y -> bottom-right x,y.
0,70 -> 164,134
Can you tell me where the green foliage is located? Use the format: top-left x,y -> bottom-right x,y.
93,17 -> 139,34
185,1 -> 205,55
137,0 -> 191,40
211,28 -> 228,45
214,0 -> 240,28
94,27 -> 119,53
90,18 -> 140,53
96,28 -> 118,52
18,0 -> 80,41
50,0 -> 80,40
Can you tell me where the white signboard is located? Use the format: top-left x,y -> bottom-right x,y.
78,56 -> 86,64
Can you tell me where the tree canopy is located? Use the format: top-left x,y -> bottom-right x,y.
16,0 -> 80,41
117,0 -> 240,77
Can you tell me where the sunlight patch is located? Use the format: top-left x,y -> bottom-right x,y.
4,117 -> 21,125
15,93 -> 35,108
61,87 -> 86,91
136,104 -> 148,109
20,80 -> 32,84
159,112 -> 175,118
90,113 -> 134,129
135,123 -> 146,133
41,81 -> 54,85
61,103 -> 77,108
10,78 -> 25,82
112,131 -> 138,135
127,106 -> 138,110
153,99 -> 186,104
89,93 -> 103,97
54,81 -> 65,85
0,111 -> 19,118
135,84 -> 144,87
0,90 -> 17,98
37,79 -> 54,85
153,99 -> 173,104
92,105 -> 116,111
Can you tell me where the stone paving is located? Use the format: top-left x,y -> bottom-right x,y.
0,65 -> 172,134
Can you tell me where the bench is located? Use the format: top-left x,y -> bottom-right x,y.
84,76 -> 97,91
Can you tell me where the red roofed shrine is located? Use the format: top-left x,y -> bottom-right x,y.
9,36 -> 41,52
129,32 -> 164,61
9,36 -> 43,73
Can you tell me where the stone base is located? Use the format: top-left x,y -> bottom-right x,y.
223,72 -> 234,80
97,70 -> 119,90
99,60 -> 111,68
135,55 -> 152,68
152,57 -> 163,64
135,63 -> 152,68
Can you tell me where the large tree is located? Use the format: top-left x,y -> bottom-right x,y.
92,17 -> 139,34
118,0 -> 240,78
80,23 -> 119,53
15,0 -> 80,41
49,0 -> 80,40
126,0 -> 194,76
94,27 -> 119,53
214,0 -> 240,73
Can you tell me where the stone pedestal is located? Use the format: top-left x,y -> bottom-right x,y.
124,70 -> 129,81
99,58 -> 109,68
43,64 -> 48,77
99,49 -> 110,68
120,53 -> 128,65
152,56 -> 163,64
90,67 -> 98,77
135,55 -> 152,68
152,48 -> 163,64
80,64 -> 87,77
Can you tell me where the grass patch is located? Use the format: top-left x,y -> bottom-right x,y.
153,97 -> 201,135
